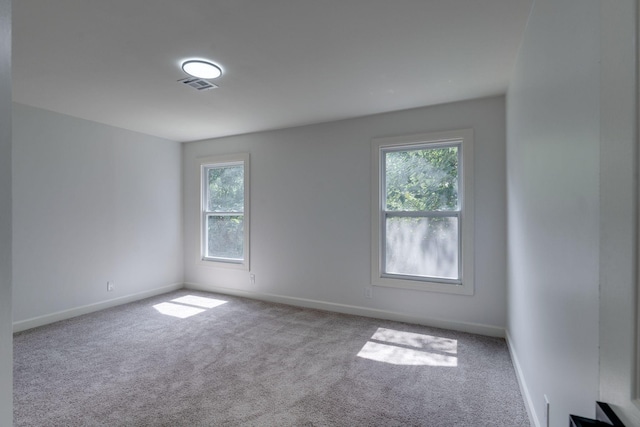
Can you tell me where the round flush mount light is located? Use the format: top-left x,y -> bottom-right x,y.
181,60 -> 222,79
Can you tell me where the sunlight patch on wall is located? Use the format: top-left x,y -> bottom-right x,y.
153,295 -> 227,319
357,327 -> 458,367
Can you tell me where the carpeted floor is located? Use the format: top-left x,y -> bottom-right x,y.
14,290 -> 530,426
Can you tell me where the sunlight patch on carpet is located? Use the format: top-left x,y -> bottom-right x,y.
153,302 -> 205,318
171,295 -> 227,309
153,295 -> 228,318
357,328 -> 458,366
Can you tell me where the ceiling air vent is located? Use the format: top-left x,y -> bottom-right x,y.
178,77 -> 218,91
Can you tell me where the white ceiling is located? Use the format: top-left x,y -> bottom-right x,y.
12,1 -> 532,142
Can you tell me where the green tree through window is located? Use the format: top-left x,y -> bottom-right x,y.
383,144 -> 461,281
385,146 -> 459,212
204,163 -> 245,261
372,129 -> 473,294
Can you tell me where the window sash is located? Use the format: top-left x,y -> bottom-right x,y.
199,155 -> 249,268
380,142 -> 462,284
382,141 -> 462,212
381,211 -> 462,284
203,163 -> 245,213
371,129 -> 473,295
202,213 -> 245,263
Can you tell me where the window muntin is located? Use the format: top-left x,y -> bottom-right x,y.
200,154 -> 249,268
372,130 -> 473,294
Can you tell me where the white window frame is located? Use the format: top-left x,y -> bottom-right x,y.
371,129 -> 474,295
198,153 -> 250,270
635,0 -> 640,412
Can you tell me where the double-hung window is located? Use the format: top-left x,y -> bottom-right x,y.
200,153 -> 250,269
371,130 -> 474,294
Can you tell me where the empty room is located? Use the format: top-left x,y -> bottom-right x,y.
1,1 -> 639,426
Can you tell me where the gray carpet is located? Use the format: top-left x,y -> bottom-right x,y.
14,290 -> 530,426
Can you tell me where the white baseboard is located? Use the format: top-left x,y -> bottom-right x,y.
13,283 -> 185,333
184,282 -> 505,338
506,330 -> 538,427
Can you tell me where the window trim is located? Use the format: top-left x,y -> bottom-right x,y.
371,129 -> 474,295
197,153 -> 250,271
634,0 -> 640,410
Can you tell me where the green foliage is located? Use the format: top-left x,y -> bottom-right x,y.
385,146 -> 458,212
207,165 -> 244,213
206,165 -> 245,259
207,216 -> 244,259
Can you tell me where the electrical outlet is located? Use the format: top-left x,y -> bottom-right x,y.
544,395 -> 550,427
250,274 -> 255,285
365,286 -> 373,299
107,281 -> 114,292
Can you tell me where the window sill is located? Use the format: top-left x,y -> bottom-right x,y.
372,276 -> 474,295
196,258 -> 249,271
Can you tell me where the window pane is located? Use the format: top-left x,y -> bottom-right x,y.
207,215 -> 244,259
207,165 -> 244,212
385,216 -> 458,280
385,146 -> 458,212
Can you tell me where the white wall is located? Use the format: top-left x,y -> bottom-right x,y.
12,104 -> 184,326
184,96 -> 508,335
0,0 -> 11,424
506,0 -> 600,423
506,1 -> 633,425
598,1 -> 639,425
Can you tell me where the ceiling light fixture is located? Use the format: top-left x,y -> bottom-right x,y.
181,60 -> 222,79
